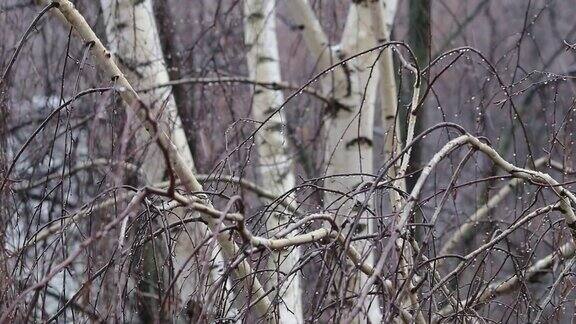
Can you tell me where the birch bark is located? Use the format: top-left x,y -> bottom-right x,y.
327,4 -> 382,322
286,1 -> 404,322
288,1 -> 382,321
244,0 -> 303,322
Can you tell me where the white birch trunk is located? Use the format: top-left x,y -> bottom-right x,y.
327,4 -> 381,322
244,0 -> 303,322
286,1 -> 385,321
284,0 -> 347,90
99,0 -> 233,319
286,0 -> 406,321
370,0 -> 403,199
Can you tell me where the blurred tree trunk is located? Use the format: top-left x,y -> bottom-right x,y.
152,0 -> 197,159
405,0 -> 431,192
404,0 -> 431,245
244,0 -> 303,322
98,0 -> 233,320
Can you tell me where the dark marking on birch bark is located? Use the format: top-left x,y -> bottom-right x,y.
263,106 -> 277,115
115,22 -> 128,30
353,223 -> 367,234
324,98 -> 352,117
346,136 -> 373,149
247,12 -> 264,21
257,55 -> 276,64
265,122 -> 283,133
335,49 -> 353,97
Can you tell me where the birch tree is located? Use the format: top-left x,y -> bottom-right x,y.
286,1 -> 400,321
244,0 -> 303,322
98,0 -> 236,320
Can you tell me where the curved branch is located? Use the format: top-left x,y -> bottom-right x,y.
138,76 -> 345,109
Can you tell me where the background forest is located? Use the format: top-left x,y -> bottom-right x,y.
2,0 -> 576,323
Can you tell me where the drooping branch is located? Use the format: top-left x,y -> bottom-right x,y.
434,239 -> 576,322
404,134 -> 576,316
138,76 -> 342,108
397,135 -> 576,247
361,130 -> 576,322
439,157 -> 548,258
19,171 -> 299,250
1,189 -> 149,323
